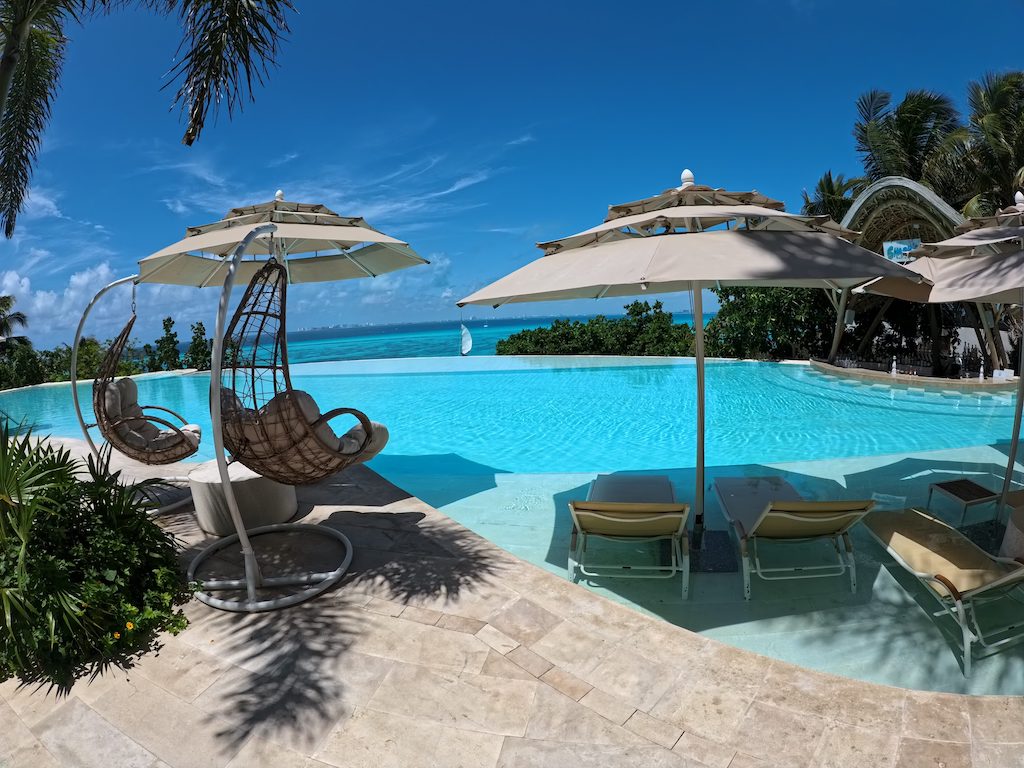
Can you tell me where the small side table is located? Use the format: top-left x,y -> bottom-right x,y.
188,460 -> 297,536
926,479 -> 998,527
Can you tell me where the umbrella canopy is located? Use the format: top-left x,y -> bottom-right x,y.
138,196 -> 427,287
460,229 -> 915,308
458,171 -> 923,530
854,198 -> 1024,525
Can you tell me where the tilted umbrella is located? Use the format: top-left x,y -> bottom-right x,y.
858,195 -> 1024,521
458,171 -> 922,535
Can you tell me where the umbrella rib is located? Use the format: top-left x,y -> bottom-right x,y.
331,241 -> 377,278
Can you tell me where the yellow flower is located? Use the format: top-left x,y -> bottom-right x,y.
125,622 -> 134,631
113,632 -> 121,639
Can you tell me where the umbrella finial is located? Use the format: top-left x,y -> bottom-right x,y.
275,189 -> 285,201
679,169 -> 695,189
1015,190 -> 1024,206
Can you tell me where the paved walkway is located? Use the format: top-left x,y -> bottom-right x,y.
1,453 -> 1022,768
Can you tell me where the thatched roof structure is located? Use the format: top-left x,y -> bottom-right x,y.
841,176 -> 964,253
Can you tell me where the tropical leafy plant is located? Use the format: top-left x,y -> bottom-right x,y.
704,287 -> 837,360
0,424 -> 189,689
0,294 -> 28,353
800,171 -> 865,222
154,316 -> 181,371
964,71 -> 1024,215
0,0 -> 295,237
496,301 -> 694,357
182,320 -> 212,371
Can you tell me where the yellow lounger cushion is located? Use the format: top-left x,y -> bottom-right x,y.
750,500 -> 874,539
865,508 -> 1024,599
569,500 -> 689,538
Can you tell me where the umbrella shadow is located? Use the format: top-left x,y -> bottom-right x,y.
542,458 -> 1024,689
369,452 -> 511,508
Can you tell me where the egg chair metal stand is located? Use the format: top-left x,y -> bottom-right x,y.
187,223 -> 355,613
71,276 -> 197,515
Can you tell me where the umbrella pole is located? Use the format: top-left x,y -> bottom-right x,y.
693,283 -> 706,547
996,287 -> 1024,524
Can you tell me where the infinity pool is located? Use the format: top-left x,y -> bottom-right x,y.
0,356 -> 1013,471
4,356 -> 1023,693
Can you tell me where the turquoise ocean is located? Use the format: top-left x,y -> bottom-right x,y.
282,313 -> 702,363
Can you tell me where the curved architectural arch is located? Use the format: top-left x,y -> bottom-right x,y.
841,176 -> 965,253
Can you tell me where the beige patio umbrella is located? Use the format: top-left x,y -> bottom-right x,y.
857,197 -> 1024,522
138,195 -> 426,287
458,171 -> 923,534
71,193 -> 428,613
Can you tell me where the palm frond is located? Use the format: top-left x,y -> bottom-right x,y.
0,23 -> 64,238
164,0 -> 294,146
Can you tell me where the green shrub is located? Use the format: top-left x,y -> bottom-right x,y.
0,425 -> 190,689
496,301 -> 694,356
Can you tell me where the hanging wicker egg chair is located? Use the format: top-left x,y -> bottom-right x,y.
92,314 -> 201,465
219,258 -> 388,484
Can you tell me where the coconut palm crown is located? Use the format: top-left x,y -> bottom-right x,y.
0,0 -> 294,238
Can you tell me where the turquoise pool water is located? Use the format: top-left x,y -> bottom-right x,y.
4,356 -> 1023,692
0,356 -> 1014,471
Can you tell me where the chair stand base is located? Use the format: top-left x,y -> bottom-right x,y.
187,523 -> 353,613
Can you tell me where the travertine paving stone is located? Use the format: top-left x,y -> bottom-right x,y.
34,698 -> 163,768
506,646 -> 553,678
623,710 -> 683,749
7,447 -> 1022,768
487,598 -> 562,647
578,687 -> 636,726
399,604 -> 443,625
809,722 -> 899,768
736,701 -> 828,767
673,732 -> 736,768
366,664 -> 538,736
316,707 -> 503,768
523,685 -> 646,747
538,667 -> 593,701
903,691 -> 972,743
476,624 -> 520,655
894,738 -> 972,768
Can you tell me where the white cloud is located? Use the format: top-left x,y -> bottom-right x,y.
162,198 -> 189,215
267,152 -> 299,168
426,170 -> 492,199
23,188 -> 63,220
506,133 -> 535,146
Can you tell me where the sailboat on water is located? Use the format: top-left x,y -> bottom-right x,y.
460,323 -> 473,356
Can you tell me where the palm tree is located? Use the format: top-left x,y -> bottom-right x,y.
0,294 -> 29,352
964,71 -> 1024,215
800,170 -> 865,222
0,1 -> 294,238
853,88 -> 973,208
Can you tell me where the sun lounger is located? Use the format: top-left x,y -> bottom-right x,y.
865,507 -> 1024,676
713,476 -> 873,599
568,475 -> 690,598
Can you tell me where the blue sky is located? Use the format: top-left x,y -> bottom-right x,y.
2,0 -> 1023,347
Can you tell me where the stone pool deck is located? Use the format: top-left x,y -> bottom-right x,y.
2,450 -> 1023,768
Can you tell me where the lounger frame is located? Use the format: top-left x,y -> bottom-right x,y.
869,528 -> 1024,677
568,506 -> 690,599
741,523 -> 857,600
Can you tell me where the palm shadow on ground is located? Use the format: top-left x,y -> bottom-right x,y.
172,464 -> 503,752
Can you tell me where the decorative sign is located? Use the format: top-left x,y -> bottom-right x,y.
882,239 -> 921,263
